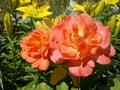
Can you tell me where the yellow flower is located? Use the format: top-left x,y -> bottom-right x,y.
91,1 -> 105,17
12,0 -> 31,7
37,16 -> 62,29
36,21 -> 45,28
116,14 -> 120,21
19,0 -> 31,5
73,4 -> 87,13
53,16 -> 62,25
16,2 -> 52,21
104,0 -> 119,5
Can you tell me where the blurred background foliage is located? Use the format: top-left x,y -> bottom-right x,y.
0,0 -> 120,90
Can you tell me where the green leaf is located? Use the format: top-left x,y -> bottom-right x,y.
71,87 -> 81,90
22,74 -> 37,81
56,82 -> 68,90
110,78 -> 120,90
22,87 -> 35,90
68,72 -> 79,87
116,74 -> 120,81
50,66 -> 67,85
24,66 -> 38,73
18,23 -> 32,30
31,18 -> 38,29
0,70 -> 4,90
36,82 -> 52,90
98,85 -> 109,90
21,79 -> 37,90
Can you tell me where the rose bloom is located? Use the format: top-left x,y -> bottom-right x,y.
50,14 -> 116,77
20,28 -> 50,70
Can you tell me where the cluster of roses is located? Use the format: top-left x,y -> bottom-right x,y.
20,14 -> 115,77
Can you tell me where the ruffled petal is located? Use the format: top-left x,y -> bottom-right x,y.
50,49 -> 65,64
109,45 -> 116,56
87,60 -> 95,68
99,44 -> 116,57
59,44 -> 78,59
38,59 -> 50,70
32,58 -> 50,70
96,54 -> 111,65
68,60 -> 93,77
20,50 -> 36,63
90,47 -> 98,54
95,21 -> 110,49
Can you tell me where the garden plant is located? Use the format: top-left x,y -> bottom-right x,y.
0,0 -> 120,90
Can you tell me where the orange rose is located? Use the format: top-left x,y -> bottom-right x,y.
50,14 -> 116,77
20,28 -> 50,70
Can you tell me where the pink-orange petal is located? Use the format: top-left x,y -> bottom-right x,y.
95,21 -> 110,49
99,44 -> 116,57
38,59 -> 50,70
20,35 -> 32,49
90,47 -> 98,54
31,59 -> 41,68
59,44 -> 78,58
68,60 -> 93,77
50,49 -> 65,64
20,50 -> 36,63
32,58 -> 50,70
28,47 -> 41,57
96,54 -> 111,65
109,45 -> 116,57
87,60 -> 95,68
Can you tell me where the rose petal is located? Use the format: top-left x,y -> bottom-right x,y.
32,58 -> 50,70
20,50 -> 36,63
68,60 -> 93,77
87,60 -> 95,68
20,35 -> 32,49
96,54 -> 111,65
38,59 -> 50,70
59,44 -> 78,59
90,47 -> 98,54
109,45 -> 116,56
95,21 -> 110,49
28,47 -> 41,56
99,44 -> 116,57
50,49 -> 65,64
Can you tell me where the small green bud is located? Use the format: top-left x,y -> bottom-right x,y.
3,12 -> 13,37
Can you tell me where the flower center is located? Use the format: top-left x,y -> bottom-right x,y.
71,31 -> 102,57
72,33 -> 82,44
